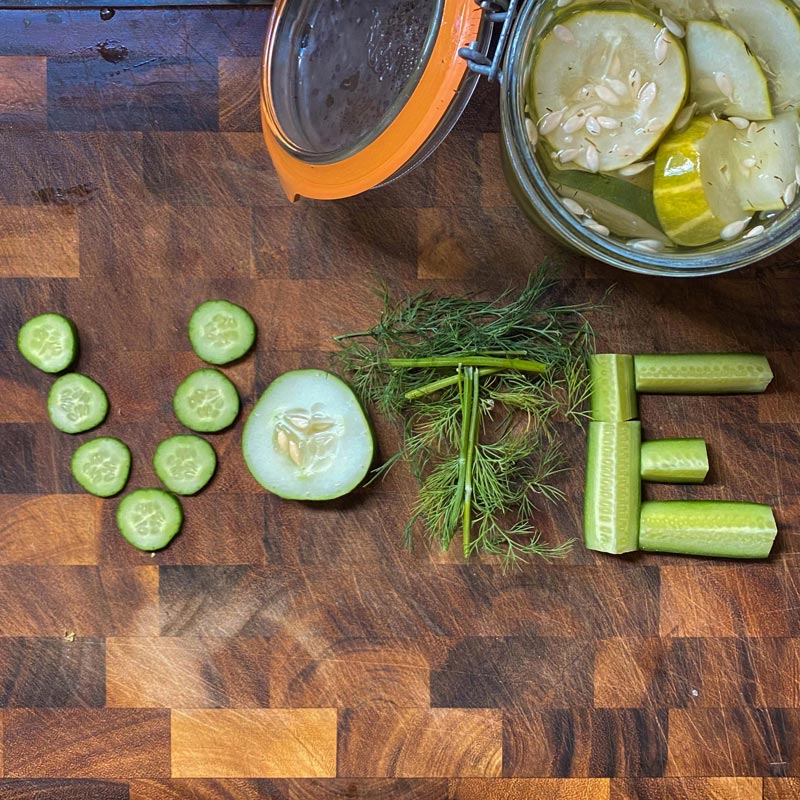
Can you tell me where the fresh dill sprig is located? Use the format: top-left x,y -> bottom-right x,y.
333,268 -> 601,569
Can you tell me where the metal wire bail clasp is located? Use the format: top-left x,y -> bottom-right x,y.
458,0 -> 520,83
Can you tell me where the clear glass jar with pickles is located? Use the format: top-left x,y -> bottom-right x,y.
500,0 -> 800,275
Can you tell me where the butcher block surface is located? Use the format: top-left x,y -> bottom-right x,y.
1,7 -> 800,799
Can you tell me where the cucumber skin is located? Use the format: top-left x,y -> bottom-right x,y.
584,421 -> 642,555
641,438 -> 709,483
640,501 -> 777,559
590,354 -> 638,422
634,354 -> 773,394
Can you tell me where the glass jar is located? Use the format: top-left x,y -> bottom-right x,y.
499,0 -> 800,277
262,0 -> 800,276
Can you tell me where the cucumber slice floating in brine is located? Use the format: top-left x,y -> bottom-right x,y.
71,437 -> 131,497
117,489 -> 183,551
531,8 -> 688,172
732,112 -> 800,213
48,373 -> 109,434
173,369 -> 240,433
638,0 -> 716,23
713,0 -> 800,111
154,435 -> 216,495
687,21 -> 772,120
189,300 -> 256,366
17,313 -> 77,373
243,369 -> 374,501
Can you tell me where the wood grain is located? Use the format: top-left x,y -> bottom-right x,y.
3,708 -> 170,777
171,709 -> 337,778
0,5 -> 799,793
0,496 -> 100,564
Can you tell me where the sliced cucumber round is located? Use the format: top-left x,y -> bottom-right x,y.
48,373 -> 109,434
639,0 -> 716,22
531,8 -> 688,172
189,300 -> 256,366
243,369 -> 374,501
687,21 -> 772,120
17,313 -> 77,373
713,0 -> 800,110
71,437 -> 131,497
117,489 -> 183,551
173,369 -> 240,433
154,435 -> 216,495
732,112 -> 800,212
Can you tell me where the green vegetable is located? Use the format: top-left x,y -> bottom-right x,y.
639,500 -> 777,558
335,271 -> 598,568
584,421 -> 641,555
634,353 -> 773,394
17,313 -> 77,373
641,438 -> 709,483
173,369 -> 240,433
71,437 -> 131,497
189,300 -> 256,366
116,489 -> 183,551
48,374 -> 109,434
242,369 -> 374,501
590,354 -> 637,422
154,435 -> 217,496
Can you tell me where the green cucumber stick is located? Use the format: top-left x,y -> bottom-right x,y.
639,501 -> 777,559
641,438 -> 709,484
634,354 -> 773,394
590,354 -> 638,422
584,421 -> 642,555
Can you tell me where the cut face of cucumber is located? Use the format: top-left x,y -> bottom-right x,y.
71,437 -> 131,497
189,300 -> 256,366
116,489 -> 183,551
173,369 -> 240,433
48,374 -> 109,434
634,353 -> 773,393
639,0 -> 716,22
713,0 -> 800,110
687,21 -> 772,120
640,438 -> 709,483
590,354 -> 638,422
531,9 -> 688,172
243,369 -> 374,501
17,313 -> 77,373
732,112 -> 800,212
154,435 -> 216,495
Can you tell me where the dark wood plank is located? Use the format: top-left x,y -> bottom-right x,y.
0,780 -> 129,800
0,638 -> 105,707
610,778 -> 763,799
130,780 -> 288,800
3,709 -> 170,777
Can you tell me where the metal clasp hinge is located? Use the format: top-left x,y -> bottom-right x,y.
458,0 -> 520,83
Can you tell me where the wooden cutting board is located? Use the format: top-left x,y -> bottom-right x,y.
1,8 -> 799,799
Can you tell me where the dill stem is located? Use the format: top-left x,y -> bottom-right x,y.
404,368 -> 500,401
387,356 -> 547,373
448,369 -> 470,538
462,367 -> 481,559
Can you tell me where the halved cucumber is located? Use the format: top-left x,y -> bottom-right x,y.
687,21 -> 772,120
713,0 -> 800,110
189,300 -> 256,366
584,421 -> 642,555
634,353 -> 773,393
732,112 -> 800,212
17,313 -> 77,373
243,369 -> 374,501
71,437 -> 131,497
154,435 -> 216,495
640,500 -> 777,558
640,438 -> 709,483
116,489 -> 183,551
590,354 -> 638,422
173,369 -> 240,433
48,374 -> 109,434
531,8 -> 688,171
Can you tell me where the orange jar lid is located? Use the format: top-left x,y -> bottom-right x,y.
261,0 -> 486,201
